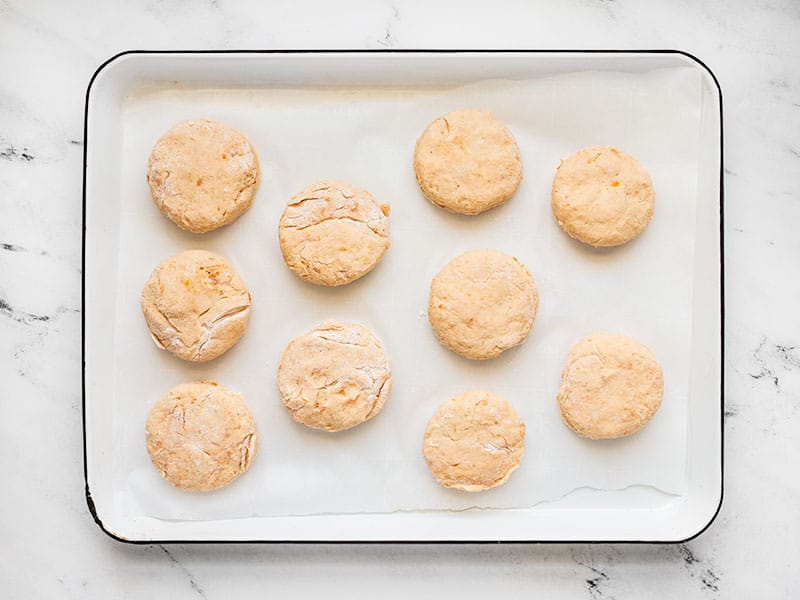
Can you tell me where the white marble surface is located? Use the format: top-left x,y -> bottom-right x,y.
1,0 -> 798,597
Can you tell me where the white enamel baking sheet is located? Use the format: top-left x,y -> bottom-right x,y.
83,51 -> 722,542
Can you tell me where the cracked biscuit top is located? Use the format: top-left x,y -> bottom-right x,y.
557,333 -> 664,439
277,320 -> 391,432
278,180 -> 390,286
146,119 -> 260,233
141,249 -> 251,362
422,390 -> 525,492
145,381 -> 258,491
413,109 -> 522,215
428,249 -> 538,360
551,145 -> 655,247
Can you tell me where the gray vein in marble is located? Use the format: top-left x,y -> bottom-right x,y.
749,336 -> 800,390
677,545 -> 720,594
1,242 -> 50,255
0,101 -> 74,163
0,298 -> 77,325
157,546 -> 207,599
583,564 -> 612,599
0,297 -> 51,323
376,5 -> 399,48
0,139 -> 35,162
570,549 -> 616,600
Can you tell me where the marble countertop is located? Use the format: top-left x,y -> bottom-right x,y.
2,0 -> 798,597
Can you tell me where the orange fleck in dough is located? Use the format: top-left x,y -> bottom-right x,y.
551,145 -> 655,247
557,333 -> 663,439
141,250 -> 251,362
428,249 -> 538,360
145,381 -> 258,491
413,109 -> 522,215
277,321 -> 391,432
422,390 -> 525,492
278,181 -> 390,287
146,119 -> 260,233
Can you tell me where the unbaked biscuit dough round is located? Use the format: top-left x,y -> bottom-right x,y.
422,390 -> 525,492
413,109 -> 522,215
557,333 -> 664,439
428,249 -> 538,360
141,249 -> 251,362
145,381 -> 258,491
278,181 -> 390,286
277,321 -> 392,432
551,145 -> 655,247
146,119 -> 260,233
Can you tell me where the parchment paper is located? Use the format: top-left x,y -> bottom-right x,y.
112,66 -> 701,520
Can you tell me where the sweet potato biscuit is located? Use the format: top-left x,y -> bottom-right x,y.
557,333 -> 664,439
146,119 -> 260,233
422,390 -> 525,492
141,250 -> 251,362
145,381 -> 258,491
277,321 -> 391,432
278,181 -> 390,286
413,109 -> 522,215
428,249 -> 538,360
551,145 -> 655,247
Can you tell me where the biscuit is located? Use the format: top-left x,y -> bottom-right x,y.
145,381 -> 258,491
146,119 -> 260,233
277,321 -> 391,432
551,145 -> 655,247
428,249 -> 538,360
422,390 -> 525,492
278,181 -> 390,286
557,333 -> 664,439
413,109 -> 522,215
141,250 -> 251,362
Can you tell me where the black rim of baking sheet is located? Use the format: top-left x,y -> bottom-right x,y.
82,48 -> 725,545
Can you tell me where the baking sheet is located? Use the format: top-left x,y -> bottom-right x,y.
111,66 -> 701,520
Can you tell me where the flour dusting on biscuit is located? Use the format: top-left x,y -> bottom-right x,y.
279,181 -> 390,286
277,321 -> 391,432
147,119 -> 260,233
423,390 -> 525,492
414,109 -> 522,215
557,333 -> 664,439
141,250 -> 251,362
551,145 -> 655,247
428,249 -> 538,360
145,381 -> 258,491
